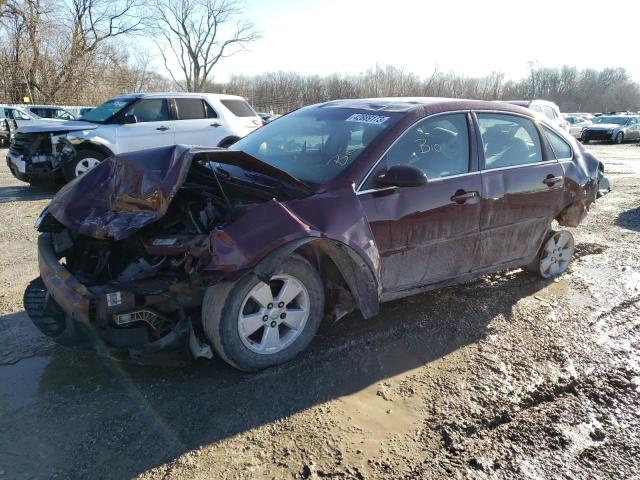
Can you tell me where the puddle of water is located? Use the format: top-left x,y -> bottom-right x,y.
0,356 -> 52,410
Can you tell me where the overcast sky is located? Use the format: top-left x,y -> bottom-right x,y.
151,0 -> 640,83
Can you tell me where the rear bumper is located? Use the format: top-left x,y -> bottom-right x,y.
25,233 -> 192,364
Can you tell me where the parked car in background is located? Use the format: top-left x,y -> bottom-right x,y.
26,105 -> 78,121
25,98 -> 608,370
502,100 -> 570,132
582,115 -> 640,144
564,115 -> 591,139
567,112 -> 594,121
0,105 -> 50,128
6,92 -> 262,184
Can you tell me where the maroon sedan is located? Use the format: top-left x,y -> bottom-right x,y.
25,98 -> 608,370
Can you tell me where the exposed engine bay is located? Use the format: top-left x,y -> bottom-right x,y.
8,131 -> 76,182
28,146 -> 309,362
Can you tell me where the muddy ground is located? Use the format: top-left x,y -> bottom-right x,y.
0,144 -> 639,480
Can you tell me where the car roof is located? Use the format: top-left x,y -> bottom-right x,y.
111,92 -> 247,101
27,105 -> 70,109
311,97 -> 534,116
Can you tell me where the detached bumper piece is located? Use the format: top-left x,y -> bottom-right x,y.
25,233 -> 194,365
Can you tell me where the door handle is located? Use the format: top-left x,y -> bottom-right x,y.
156,126 -> 169,131
450,190 -> 479,204
543,175 -> 563,187
210,122 -> 221,127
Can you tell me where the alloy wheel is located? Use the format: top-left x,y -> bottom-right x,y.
74,157 -> 101,176
237,274 -> 310,354
539,231 -> 575,279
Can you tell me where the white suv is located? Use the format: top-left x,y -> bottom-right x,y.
527,100 -> 570,132
501,100 -> 570,132
6,92 -> 263,183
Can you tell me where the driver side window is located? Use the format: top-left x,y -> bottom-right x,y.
364,113 -> 470,189
126,99 -> 170,123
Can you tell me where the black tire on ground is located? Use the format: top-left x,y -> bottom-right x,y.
202,254 -> 324,371
62,149 -> 107,182
614,132 -> 624,144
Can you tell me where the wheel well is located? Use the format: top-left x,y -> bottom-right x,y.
250,238 -> 379,320
75,142 -> 113,159
218,136 -> 240,148
292,240 -> 379,321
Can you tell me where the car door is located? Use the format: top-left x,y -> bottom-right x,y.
474,113 -> 565,269
116,98 -> 176,152
358,113 -> 481,295
172,97 -> 225,147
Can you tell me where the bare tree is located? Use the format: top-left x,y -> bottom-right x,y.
151,0 -> 259,92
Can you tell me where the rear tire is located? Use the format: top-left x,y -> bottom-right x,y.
202,254 -> 324,371
526,230 -> 575,279
63,149 -> 107,182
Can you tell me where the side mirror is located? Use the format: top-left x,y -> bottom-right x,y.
376,164 -> 427,188
122,114 -> 138,124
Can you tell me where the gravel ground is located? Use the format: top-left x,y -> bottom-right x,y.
0,144 -> 639,480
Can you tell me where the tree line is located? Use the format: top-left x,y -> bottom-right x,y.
2,0 -> 639,113
220,65 -> 640,114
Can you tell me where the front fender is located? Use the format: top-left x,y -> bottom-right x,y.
252,238 -> 380,319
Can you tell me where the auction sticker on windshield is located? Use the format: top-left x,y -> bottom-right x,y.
345,113 -> 390,124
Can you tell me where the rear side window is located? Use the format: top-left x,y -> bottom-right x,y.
174,98 -> 217,120
175,98 -> 205,120
221,99 -> 256,117
127,99 -> 169,122
477,113 -> 543,169
543,126 -> 572,159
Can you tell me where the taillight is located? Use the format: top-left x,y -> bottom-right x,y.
252,119 -> 263,127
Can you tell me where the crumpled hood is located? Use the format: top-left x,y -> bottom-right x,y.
47,144 -> 309,241
17,120 -> 99,134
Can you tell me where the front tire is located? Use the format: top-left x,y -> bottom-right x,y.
202,254 -> 324,371
614,132 -> 624,144
63,149 -> 107,182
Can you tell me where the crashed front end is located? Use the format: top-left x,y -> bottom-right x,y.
27,217 -> 214,364
7,131 -> 75,183
24,145 -> 313,364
